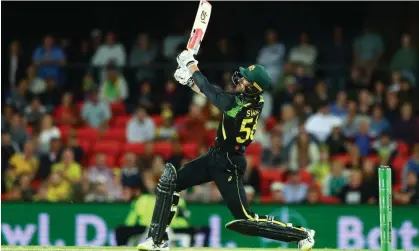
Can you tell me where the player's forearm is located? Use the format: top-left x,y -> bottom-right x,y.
190,83 -> 206,97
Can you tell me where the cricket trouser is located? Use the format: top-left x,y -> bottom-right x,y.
176,147 -> 259,220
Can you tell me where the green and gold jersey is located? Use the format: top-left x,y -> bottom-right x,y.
215,94 -> 264,153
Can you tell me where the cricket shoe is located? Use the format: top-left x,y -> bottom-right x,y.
298,228 -> 315,251
137,237 -> 169,251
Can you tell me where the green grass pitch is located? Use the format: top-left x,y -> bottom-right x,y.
0,247 -> 383,251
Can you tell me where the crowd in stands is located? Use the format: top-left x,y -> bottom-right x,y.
2,26 -> 419,205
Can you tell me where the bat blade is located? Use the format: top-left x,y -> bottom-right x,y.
186,0 -> 212,55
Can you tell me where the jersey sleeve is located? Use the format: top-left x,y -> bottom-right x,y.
192,71 -> 236,112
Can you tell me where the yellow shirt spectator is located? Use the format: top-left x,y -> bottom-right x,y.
52,162 -> 82,182
47,181 -> 71,202
8,153 -> 39,177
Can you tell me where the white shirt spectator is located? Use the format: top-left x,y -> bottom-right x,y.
289,44 -> 317,66
305,112 -> 342,142
92,44 -> 126,67
257,43 -> 286,83
81,100 -> 112,128
127,115 -> 155,143
260,92 -> 273,121
283,182 -> 308,203
39,127 -> 61,153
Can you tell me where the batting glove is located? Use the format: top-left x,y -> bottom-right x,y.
176,50 -> 198,69
174,66 -> 194,87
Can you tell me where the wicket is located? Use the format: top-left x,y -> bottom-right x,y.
378,165 -> 392,251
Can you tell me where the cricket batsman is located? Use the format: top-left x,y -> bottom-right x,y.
137,50 -> 315,251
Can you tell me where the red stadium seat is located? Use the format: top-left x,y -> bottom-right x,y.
392,156 -> 409,184
174,115 -> 188,126
76,103 -> 84,113
246,142 -> 262,158
77,127 -> 100,141
259,168 -> 285,196
26,126 -> 33,135
366,155 -> 380,165
58,125 -> 71,142
78,140 -> 92,154
110,102 -> 126,116
123,143 -> 146,155
102,128 -> 126,142
182,142 -> 199,159
265,116 -> 277,131
153,141 -> 173,159
332,154 -> 351,165
92,140 -> 122,156
397,141 -> 409,157
151,115 -> 163,127
114,115 -> 131,128
320,196 -> 340,204
205,130 -> 217,145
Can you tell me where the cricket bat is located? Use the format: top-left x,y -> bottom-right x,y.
186,0 -> 212,55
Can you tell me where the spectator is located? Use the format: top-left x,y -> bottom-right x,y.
127,106 -> 155,143
2,104 -> 16,130
38,114 -> 61,154
275,62 -> 294,91
289,131 -> 320,171
85,175 -> 111,202
361,159 -> 379,204
270,182 -> 285,203
390,34 -> 418,72
8,113 -> 29,149
369,105 -> 390,138
87,153 -> 112,184
261,134 -> 287,169
384,91 -> 400,123
40,77 -> 61,110
75,40 -> 94,64
402,144 -> 419,188
283,171 -> 308,204
6,40 -> 26,91
294,64 -> 315,93
82,88 -> 112,129
274,76 -> 299,113
32,35 -> 66,84
244,185 -> 256,204
121,152 -> 148,193
394,171 -> 419,204
180,104 -> 206,144
109,169 -> 123,202
356,89 -> 372,115
389,70 -> 402,92
66,135 -> 84,163
54,92 -> 79,126
37,138 -> 61,181
322,160 -> 348,197
326,126 -> 347,156
137,142 -> 154,171
346,67 -> 368,96
137,81 -> 154,112
156,112 -> 178,141
339,169 -> 369,204
371,132 -> 397,163
309,147 -> 331,185
305,101 -> 342,142
323,26 -> 348,87
168,141 -> 185,168
292,92 -> 311,121
257,29 -> 286,84
90,29 -> 103,52
353,116 -> 373,157
343,101 -> 360,138
398,77 -> 418,109
353,27 -> 384,79
92,32 -> 126,67
289,31 -> 318,75
393,103 -> 419,146
27,64 -> 47,95
371,80 -> 386,106
7,79 -> 32,113
347,144 -> 362,169
2,131 -> 20,191
330,91 -> 348,119
304,185 -> 321,204
51,148 -> 82,185
24,96 -> 46,127
159,78 -> 183,115
129,33 -> 157,83
46,172 -> 71,202
280,104 -> 299,147
163,29 -> 188,59
19,174 -> 35,202
99,63 -> 128,104
7,140 -> 39,190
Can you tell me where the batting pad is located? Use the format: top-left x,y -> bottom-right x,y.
225,219 -> 308,243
